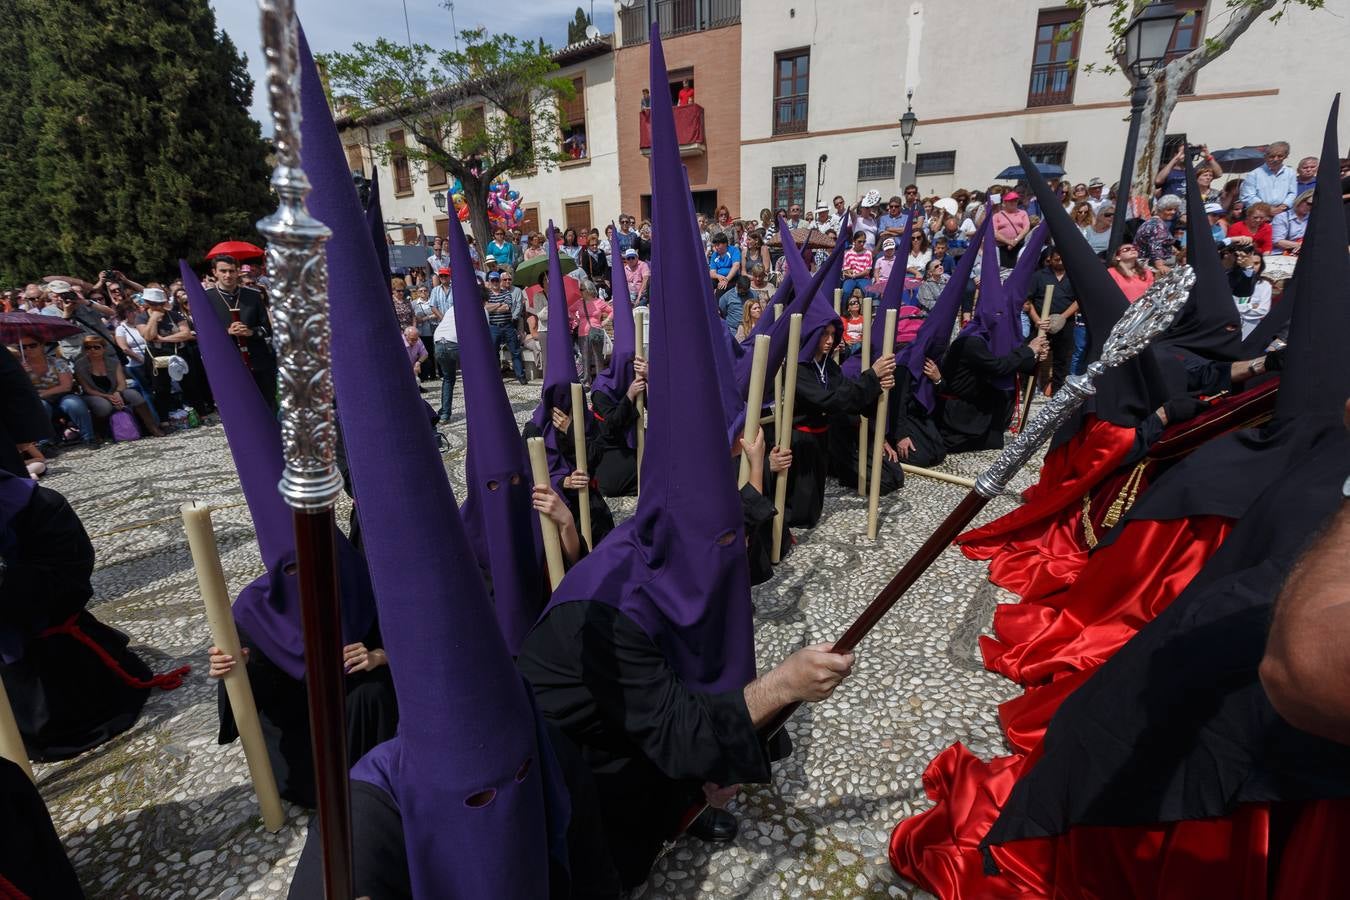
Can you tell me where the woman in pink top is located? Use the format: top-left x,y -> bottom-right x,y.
992,191 -> 1031,267
570,279 -> 613,384
1107,243 -> 1154,303
840,230 -> 874,299
622,249 -> 650,303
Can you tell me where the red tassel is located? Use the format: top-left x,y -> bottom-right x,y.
0,870 -> 31,900
38,615 -> 191,691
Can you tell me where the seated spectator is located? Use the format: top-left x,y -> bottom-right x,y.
1271,190 -> 1313,255
840,292 -> 866,357
17,339 -> 94,446
1084,203 -> 1114,257
871,238 -> 899,296
1238,141 -> 1296,212
485,228 -> 515,268
916,259 -> 948,312
745,229 -> 772,278
841,231 -> 874,299
1205,202 -> 1229,243
706,233 -> 741,293
717,275 -> 751,336
1132,194 -> 1182,274
1295,155 -> 1318,195
930,237 -> 955,275
855,193 -> 881,250
735,298 -> 763,342
1231,248 -> 1271,338
622,247 -> 650,304
906,230 -> 932,278
1071,201 -> 1094,237
523,232 -> 546,261
1108,242 -> 1154,304
1225,201 -> 1275,255
747,264 -> 772,302
937,215 -> 969,256
73,336 -> 162,437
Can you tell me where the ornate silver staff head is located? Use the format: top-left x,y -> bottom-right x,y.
257,0 -> 342,512
974,265 -> 1195,498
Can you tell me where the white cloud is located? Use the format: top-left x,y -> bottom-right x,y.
210,0 -> 614,132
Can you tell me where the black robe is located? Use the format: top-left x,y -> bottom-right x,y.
517,601 -> 775,890
785,358 -> 883,529
588,390 -> 639,498
0,757 -> 83,898
1,483 -> 155,761
740,483 -> 778,586
204,285 -> 278,410
216,622 -> 397,808
936,335 -> 1037,454
0,349 -> 51,477
886,374 -> 947,468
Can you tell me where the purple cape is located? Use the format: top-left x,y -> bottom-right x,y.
538,24 -> 755,695
895,214 -> 993,413
588,221 -> 634,403
365,167 -> 392,284
445,210 -> 546,654
841,211 -> 911,378
778,217 -> 847,364
183,260 -> 374,681
297,28 -> 559,895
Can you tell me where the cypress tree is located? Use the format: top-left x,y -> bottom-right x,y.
0,0 -> 271,283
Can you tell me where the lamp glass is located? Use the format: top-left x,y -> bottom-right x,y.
900,111 -> 918,141
1124,1 -> 1181,76
433,191 -> 447,212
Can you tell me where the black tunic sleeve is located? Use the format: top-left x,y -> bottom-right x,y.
960,339 -> 1037,380
793,364 -> 882,419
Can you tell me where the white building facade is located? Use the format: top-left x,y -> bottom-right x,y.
738,0 -> 1348,215
338,36 -> 620,242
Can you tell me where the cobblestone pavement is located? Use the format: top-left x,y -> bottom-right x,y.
30,378 -> 1043,899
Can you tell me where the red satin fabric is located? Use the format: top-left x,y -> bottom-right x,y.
981,515 -> 1233,689
958,418 -> 1136,600
890,743 -> 1276,899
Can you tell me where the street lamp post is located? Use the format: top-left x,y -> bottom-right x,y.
1108,0 -> 1183,255
433,190 -> 447,214
899,89 -> 918,187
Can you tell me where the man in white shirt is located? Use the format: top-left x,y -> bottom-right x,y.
1239,141 -> 1297,213
426,238 -> 450,275
432,285 -> 458,424
1086,178 -> 1109,214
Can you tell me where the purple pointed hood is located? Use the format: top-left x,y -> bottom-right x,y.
782,218 -> 848,364
896,214 -> 992,413
364,166 -> 392,284
538,25 -> 755,694
841,212 -> 911,378
1001,220 -> 1049,304
184,260 -> 374,681
956,220 -> 1021,389
589,222 -> 634,402
297,30 -> 552,895
529,224 -> 589,491
447,219 -> 546,654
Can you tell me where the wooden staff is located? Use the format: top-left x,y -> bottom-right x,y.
528,436 -> 566,589
1018,284 -> 1055,432
181,501 -> 285,832
900,464 -> 977,490
737,334 -> 772,489
0,677 -> 32,783
832,287 -> 842,315
771,302 -> 785,448
857,297 -> 873,497
770,313 -> 803,563
633,307 -> 646,495
569,383 -> 592,549
867,308 -> 899,539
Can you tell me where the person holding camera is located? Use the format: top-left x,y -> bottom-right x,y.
203,254 -> 277,411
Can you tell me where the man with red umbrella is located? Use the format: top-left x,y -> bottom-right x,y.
203,250 -> 277,412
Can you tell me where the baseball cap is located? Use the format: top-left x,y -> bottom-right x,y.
1003,191 -> 1020,201
486,270 -> 502,280
142,287 -> 168,305
438,267 -> 451,275
1204,202 -> 1225,216
881,238 -> 896,250
623,248 -> 638,258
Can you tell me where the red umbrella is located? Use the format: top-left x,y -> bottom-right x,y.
0,311 -> 83,344
206,240 -> 265,260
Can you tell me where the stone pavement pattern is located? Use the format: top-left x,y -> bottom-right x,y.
31,379 -> 1044,899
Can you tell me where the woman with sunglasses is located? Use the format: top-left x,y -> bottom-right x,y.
16,339 -> 95,445
73,337 -> 163,437
1085,203 -> 1114,257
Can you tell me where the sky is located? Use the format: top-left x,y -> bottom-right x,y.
210,0 -> 615,132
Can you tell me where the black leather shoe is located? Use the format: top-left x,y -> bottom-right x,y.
688,807 -> 738,843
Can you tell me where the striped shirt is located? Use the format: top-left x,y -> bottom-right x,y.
842,249 -> 873,276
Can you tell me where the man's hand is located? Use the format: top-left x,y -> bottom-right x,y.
551,407 -> 572,434
227,321 -> 253,338
871,353 -> 897,390
562,470 -> 590,491
882,441 -> 898,463
626,374 -> 647,402
768,445 -> 792,474
207,645 -> 249,679
1028,335 -> 1050,359
343,642 -> 387,674
775,643 -> 855,702
633,356 -> 648,380
895,436 -> 916,460
532,484 -> 575,530
741,429 -> 766,473
922,359 -> 942,384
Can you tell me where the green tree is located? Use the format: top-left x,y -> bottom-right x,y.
567,7 -> 592,45
1069,0 -> 1324,204
0,0 -> 272,284
323,23 -> 574,250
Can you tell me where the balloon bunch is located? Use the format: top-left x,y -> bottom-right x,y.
486,175 -> 525,231
447,176 -> 471,222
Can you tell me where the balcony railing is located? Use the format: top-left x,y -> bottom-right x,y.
619,0 -> 740,45
638,102 -> 706,156
1026,62 -> 1075,108
772,95 -> 808,136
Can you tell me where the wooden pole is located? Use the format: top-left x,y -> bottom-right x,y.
528,436 -> 566,589
770,313 -> 803,563
0,677 -> 32,783
771,302 -> 785,448
900,464 -> 977,490
1018,284 -> 1055,432
857,296 -> 873,496
832,287 -> 842,315
181,501 -> 285,832
867,309 -> 899,539
633,307 -> 646,496
569,383 -> 593,550
737,334 -> 772,488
